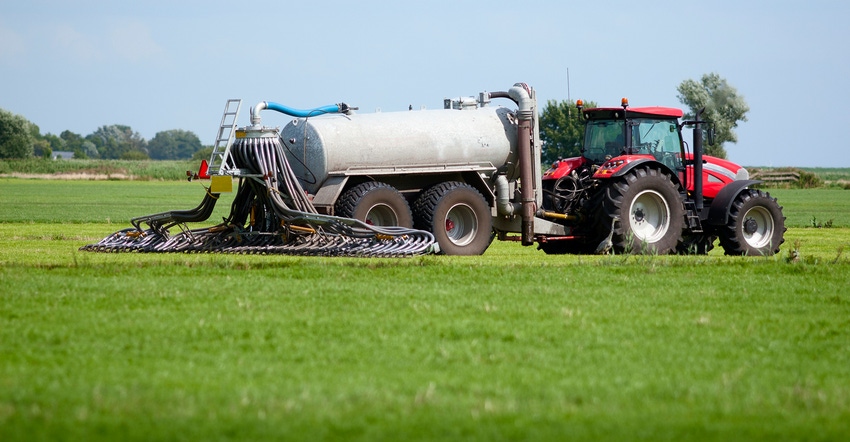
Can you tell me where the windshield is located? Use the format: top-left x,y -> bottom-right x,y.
583,120 -> 624,164
583,118 -> 682,169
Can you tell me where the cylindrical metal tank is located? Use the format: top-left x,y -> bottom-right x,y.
277,106 -> 518,194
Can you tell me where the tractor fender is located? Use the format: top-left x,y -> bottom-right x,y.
706,180 -> 762,226
610,158 -> 682,187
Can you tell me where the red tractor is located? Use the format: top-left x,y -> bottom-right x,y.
537,99 -> 785,255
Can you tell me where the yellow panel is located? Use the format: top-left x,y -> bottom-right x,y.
210,175 -> 233,193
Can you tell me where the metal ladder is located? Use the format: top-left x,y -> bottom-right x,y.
208,99 -> 242,175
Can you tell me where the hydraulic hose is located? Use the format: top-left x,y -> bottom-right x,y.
250,102 -> 351,125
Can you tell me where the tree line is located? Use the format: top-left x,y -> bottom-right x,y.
0,112 -> 207,161
1,72 -> 747,163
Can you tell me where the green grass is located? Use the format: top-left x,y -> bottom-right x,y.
1,179 -> 850,441
766,188 -> 850,227
801,167 -> 850,183
0,159 -> 196,180
2,231 -> 850,441
0,178 -> 235,224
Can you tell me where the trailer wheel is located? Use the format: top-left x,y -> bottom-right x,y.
335,181 -> 413,227
718,189 -> 785,256
598,167 -> 684,254
413,181 -> 492,255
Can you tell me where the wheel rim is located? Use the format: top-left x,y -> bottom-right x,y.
444,203 -> 478,246
628,190 -> 670,243
741,206 -> 774,249
364,204 -> 398,226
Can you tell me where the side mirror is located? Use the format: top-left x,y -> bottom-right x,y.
705,125 -> 716,146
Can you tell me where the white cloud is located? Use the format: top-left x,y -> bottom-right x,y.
52,24 -> 102,61
108,21 -> 164,63
0,24 -> 26,63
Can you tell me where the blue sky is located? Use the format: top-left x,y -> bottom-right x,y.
1,0 -> 847,167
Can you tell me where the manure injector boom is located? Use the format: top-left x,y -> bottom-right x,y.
80,102 -> 438,257
81,83 -> 785,257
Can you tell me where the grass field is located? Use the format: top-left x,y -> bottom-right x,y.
0,159 -> 196,180
1,178 -> 850,441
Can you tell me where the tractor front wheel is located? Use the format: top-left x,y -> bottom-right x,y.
718,189 -> 785,256
597,167 -> 685,254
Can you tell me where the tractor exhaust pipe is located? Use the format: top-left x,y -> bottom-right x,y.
693,108 -> 705,212
508,83 -> 536,246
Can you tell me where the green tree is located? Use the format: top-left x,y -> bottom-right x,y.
86,125 -> 147,159
43,133 -> 66,153
192,146 -> 214,161
60,130 -> 96,158
539,99 -> 596,165
121,149 -> 150,160
147,129 -> 203,160
0,108 -> 35,158
60,130 -> 84,152
677,72 -> 749,158
76,141 -> 98,159
33,139 -> 51,158
28,124 -> 55,159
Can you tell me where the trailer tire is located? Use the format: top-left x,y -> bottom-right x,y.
598,166 -> 684,254
335,181 -> 413,227
413,181 -> 492,255
718,189 -> 785,256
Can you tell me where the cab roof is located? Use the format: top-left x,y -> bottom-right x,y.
583,106 -> 683,119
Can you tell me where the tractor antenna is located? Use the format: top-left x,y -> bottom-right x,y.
567,68 -> 571,117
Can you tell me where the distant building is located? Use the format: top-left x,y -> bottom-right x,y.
52,151 -> 74,160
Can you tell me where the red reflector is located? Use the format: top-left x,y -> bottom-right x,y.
198,160 -> 210,179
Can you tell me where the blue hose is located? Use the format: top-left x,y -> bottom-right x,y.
264,102 -> 342,118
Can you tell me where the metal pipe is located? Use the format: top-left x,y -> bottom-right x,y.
486,91 -> 516,104
495,174 -> 521,216
508,83 -> 536,246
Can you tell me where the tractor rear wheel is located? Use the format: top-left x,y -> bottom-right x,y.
597,166 -> 684,254
413,181 -> 492,255
718,189 -> 785,256
335,181 -> 413,227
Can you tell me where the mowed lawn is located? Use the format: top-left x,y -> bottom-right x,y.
1,178 -> 849,441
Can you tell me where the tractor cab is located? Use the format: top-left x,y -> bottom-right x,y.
543,100 -> 686,183
543,99 -> 747,201
576,100 -> 749,200
580,102 -> 684,173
